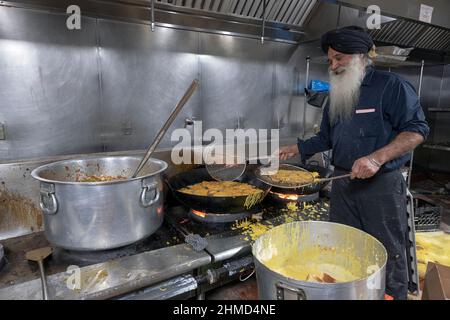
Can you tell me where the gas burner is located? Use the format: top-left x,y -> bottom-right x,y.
268,191 -> 320,203
189,209 -> 253,224
0,244 -> 5,272
52,245 -> 141,266
51,231 -> 178,266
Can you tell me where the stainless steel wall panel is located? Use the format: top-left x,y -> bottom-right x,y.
439,65 -> 450,109
273,61 -> 295,138
420,66 -> 443,110
0,5 -> 300,161
198,33 -> 277,131
423,64 -> 450,173
97,20 -> 201,152
0,7 -> 102,161
284,44 -> 329,138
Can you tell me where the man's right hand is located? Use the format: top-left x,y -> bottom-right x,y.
277,144 -> 300,161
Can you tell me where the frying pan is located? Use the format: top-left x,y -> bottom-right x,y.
263,163 -> 334,195
166,167 -> 271,214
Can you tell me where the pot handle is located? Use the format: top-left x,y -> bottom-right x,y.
39,182 -> 58,215
276,282 -> 307,300
140,180 -> 160,208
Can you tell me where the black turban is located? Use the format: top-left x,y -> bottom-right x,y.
321,26 -> 374,55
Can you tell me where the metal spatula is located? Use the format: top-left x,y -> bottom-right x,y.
26,247 -> 53,300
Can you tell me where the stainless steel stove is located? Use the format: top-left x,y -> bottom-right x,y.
0,197 -> 330,300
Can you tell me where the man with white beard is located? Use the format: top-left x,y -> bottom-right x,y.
278,26 -> 429,300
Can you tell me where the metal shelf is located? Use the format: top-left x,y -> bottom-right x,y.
428,108 -> 450,112
423,144 -> 450,152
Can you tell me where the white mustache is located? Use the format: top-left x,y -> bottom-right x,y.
333,67 -> 346,75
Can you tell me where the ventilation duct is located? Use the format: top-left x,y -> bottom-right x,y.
157,0 -> 318,28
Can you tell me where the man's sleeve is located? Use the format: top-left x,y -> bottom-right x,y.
383,77 -> 430,139
297,105 -> 332,163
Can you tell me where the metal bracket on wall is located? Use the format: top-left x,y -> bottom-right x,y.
0,123 -> 5,140
151,0 -> 155,32
261,0 -> 266,44
302,57 -> 311,139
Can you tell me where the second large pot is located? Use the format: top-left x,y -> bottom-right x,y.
31,156 -> 168,251
252,221 -> 387,300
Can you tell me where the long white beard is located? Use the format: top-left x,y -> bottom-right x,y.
329,55 -> 366,124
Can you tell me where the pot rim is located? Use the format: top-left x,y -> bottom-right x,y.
31,155 -> 168,186
251,221 -> 388,288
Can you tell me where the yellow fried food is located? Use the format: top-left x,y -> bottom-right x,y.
266,170 -> 320,185
415,231 -> 450,280
178,181 -> 263,197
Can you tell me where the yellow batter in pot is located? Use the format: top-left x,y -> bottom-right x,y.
264,246 -> 360,283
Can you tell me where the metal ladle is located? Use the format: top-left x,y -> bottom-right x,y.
26,247 -> 53,300
132,79 -> 200,178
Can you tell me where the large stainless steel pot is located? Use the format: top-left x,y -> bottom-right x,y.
31,156 -> 168,251
252,221 -> 387,300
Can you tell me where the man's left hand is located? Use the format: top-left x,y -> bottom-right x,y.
351,156 -> 381,180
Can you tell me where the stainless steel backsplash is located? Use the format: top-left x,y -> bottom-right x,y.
0,6 -> 324,163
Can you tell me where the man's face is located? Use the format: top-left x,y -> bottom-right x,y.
327,49 -> 367,124
327,47 -> 354,75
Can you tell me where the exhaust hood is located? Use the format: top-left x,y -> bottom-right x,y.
157,0 -> 318,28
1,0 -> 450,57
369,19 -> 450,53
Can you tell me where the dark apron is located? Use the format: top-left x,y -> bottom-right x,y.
329,168 -> 409,300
